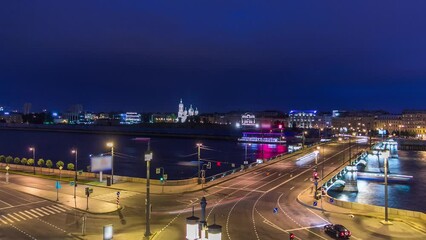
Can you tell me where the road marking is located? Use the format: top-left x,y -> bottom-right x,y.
0,199 -> 13,207
24,210 -> 39,218
9,224 -> 37,240
41,207 -> 56,214
2,215 -> 14,223
215,186 -> 266,193
45,206 -> 62,213
30,209 -> 44,217
0,217 -> 8,224
285,224 -> 328,232
304,178 -> 308,181
0,200 -> 46,211
13,212 -> 26,220
7,213 -> 20,222
19,211 -> 33,219
290,186 -> 295,191
51,205 -> 67,212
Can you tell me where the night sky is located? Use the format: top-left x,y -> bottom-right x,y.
1,1 -> 425,113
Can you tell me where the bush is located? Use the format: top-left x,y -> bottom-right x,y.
56,161 -> 64,169
13,157 -> 20,164
7,156 -> 14,164
67,163 -> 74,171
0,155 -> 5,162
21,158 -> 28,165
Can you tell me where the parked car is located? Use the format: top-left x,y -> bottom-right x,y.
324,224 -> 351,239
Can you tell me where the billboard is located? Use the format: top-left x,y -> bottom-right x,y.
91,155 -> 112,172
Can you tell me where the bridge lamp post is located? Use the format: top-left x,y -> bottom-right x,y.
380,150 -> 392,225
106,142 -> 114,185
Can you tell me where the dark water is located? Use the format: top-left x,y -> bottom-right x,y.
0,130 -> 287,180
329,150 -> 426,213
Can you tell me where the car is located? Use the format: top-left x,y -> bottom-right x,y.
324,224 -> 351,239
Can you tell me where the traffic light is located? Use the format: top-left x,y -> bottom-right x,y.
216,162 -> 221,167
313,171 -> 319,180
85,187 -> 93,197
289,233 -> 295,240
160,176 -> 164,183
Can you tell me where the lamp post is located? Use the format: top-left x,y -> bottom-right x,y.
196,143 -> 203,184
380,150 -> 392,225
107,142 -> 114,185
144,140 -> 153,238
71,149 -> 78,199
59,166 -> 63,181
29,147 -> 35,174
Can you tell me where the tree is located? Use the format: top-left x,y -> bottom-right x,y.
21,158 -> 28,165
46,159 -> 53,171
67,163 -> 74,171
38,158 -> 45,173
56,160 -> 64,169
13,157 -> 20,169
0,155 -> 5,162
27,158 -> 34,166
6,156 -> 14,164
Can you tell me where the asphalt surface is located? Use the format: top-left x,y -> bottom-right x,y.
1,140 -> 424,240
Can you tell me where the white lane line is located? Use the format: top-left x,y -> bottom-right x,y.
41,207 -> 56,215
2,215 -> 14,223
9,224 -> 37,240
51,205 -> 67,212
0,189 -> 33,203
286,224 -> 328,232
215,186 -> 266,193
0,217 -> 8,224
45,206 -> 62,213
0,200 -> 46,211
19,211 -> 33,219
304,178 -> 308,181
0,199 -> 13,207
13,212 -> 26,220
290,186 -> 295,191
7,213 -> 20,222
30,209 -> 45,217
304,207 -> 330,224
24,210 -> 39,218
55,204 -> 70,210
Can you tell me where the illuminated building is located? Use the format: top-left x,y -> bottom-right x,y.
120,112 -> 141,124
177,99 -> 199,123
288,110 -> 317,129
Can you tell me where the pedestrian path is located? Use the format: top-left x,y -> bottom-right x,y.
92,190 -> 140,202
0,204 -> 69,225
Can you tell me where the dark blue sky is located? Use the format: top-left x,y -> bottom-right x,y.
1,1 -> 425,113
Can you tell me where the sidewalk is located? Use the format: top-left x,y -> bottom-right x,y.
2,181 -> 119,214
297,188 -> 426,238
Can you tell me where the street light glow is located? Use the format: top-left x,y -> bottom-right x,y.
107,142 -> 114,147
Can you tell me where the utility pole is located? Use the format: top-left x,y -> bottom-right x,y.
144,140 -> 152,238
197,143 -> 202,184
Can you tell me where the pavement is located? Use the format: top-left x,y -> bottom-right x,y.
297,187 -> 426,238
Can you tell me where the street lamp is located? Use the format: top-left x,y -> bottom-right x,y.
196,143 -> 203,184
29,147 -> 35,174
144,139 -> 153,238
107,142 -> 114,185
71,149 -> 78,199
380,150 -> 392,225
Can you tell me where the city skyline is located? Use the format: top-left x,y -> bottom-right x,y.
1,1 -> 425,113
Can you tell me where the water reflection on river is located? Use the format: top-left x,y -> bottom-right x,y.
329,150 -> 426,213
0,130 -> 287,180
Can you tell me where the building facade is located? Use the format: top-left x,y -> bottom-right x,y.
402,110 -> 426,139
288,110 -> 317,129
177,99 -> 199,123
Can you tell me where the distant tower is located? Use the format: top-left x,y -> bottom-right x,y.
23,103 -> 32,114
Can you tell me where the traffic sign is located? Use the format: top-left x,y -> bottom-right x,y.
117,191 -> 120,196
314,180 -> 318,186
163,174 -> 168,180
273,207 -> 278,214
243,161 -> 248,165
231,163 -> 235,168
70,181 -> 75,186
313,201 -> 317,206
330,198 -> 334,203
55,181 -> 62,189
156,168 -> 160,174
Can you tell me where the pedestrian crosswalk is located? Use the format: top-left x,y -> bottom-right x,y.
92,191 -> 140,202
0,204 -> 69,225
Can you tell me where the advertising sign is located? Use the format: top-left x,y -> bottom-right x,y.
91,156 -> 112,172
